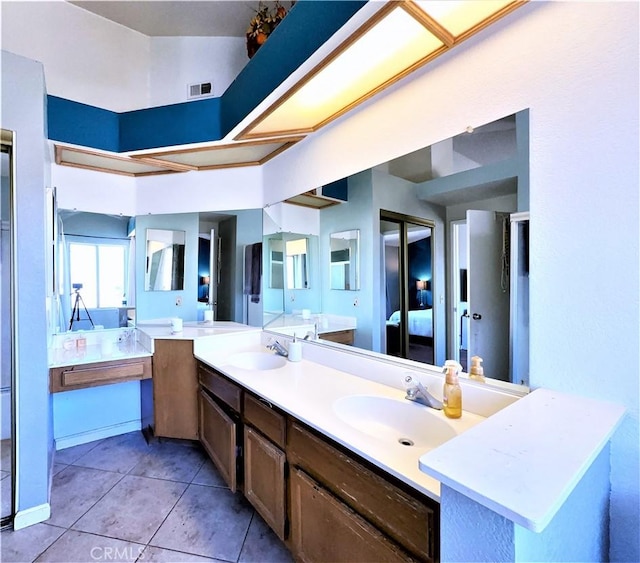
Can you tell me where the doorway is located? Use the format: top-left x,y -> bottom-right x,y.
381,211 -> 435,364
451,210 -> 511,381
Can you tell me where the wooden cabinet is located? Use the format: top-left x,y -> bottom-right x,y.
288,422 -> 438,562
244,426 -> 286,540
49,356 -> 151,393
153,339 -> 198,439
199,388 -> 239,492
290,468 -> 412,563
195,361 -> 439,561
320,329 -> 355,345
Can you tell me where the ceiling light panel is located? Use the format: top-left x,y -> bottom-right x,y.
238,0 -> 525,141
238,3 -> 445,140
132,137 -> 305,171
415,0 -> 515,39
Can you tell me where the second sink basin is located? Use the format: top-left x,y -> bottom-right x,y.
227,351 -> 287,371
333,395 -> 458,449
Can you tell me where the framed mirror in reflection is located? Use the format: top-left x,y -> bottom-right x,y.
330,230 -> 359,290
145,228 -> 186,291
263,110 -> 530,389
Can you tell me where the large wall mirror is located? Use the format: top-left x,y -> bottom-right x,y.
263,110 -> 530,388
145,228 -> 185,291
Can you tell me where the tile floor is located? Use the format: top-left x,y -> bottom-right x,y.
0,431 -> 293,563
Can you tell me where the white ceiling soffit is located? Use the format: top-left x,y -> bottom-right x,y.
67,1 -> 274,37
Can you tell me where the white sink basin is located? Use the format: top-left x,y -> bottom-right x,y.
227,351 -> 287,371
333,395 -> 458,449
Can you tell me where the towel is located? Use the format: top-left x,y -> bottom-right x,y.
244,243 -> 262,303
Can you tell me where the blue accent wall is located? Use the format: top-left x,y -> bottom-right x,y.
221,1 -> 366,136
48,95 -> 120,152
46,1 -> 366,151
119,98 -> 222,152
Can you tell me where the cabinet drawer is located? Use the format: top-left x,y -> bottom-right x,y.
244,393 -> 286,449
198,364 -> 241,411
288,422 -> 437,562
50,357 -> 151,393
290,468 -> 413,563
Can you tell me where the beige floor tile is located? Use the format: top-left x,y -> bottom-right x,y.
239,514 -> 293,563
189,459 -> 226,488
149,484 -> 253,561
129,441 -> 206,483
72,432 -> 150,474
0,523 -> 65,563
72,475 -> 187,544
139,545 -> 224,562
54,439 -> 102,465
48,465 -> 123,528
35,529 -> 144,562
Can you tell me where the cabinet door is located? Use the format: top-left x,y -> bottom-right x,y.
199,389 -> 238,492
290,468 -> 413,563
244,427 -> 286,540
154,339 -> 198,439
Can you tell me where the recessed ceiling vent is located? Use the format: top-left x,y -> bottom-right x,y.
188,81 -> 213,99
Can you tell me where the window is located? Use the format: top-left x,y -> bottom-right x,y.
68,238 -> 127,308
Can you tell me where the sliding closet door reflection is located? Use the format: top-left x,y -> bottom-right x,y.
381,212 -> 435,365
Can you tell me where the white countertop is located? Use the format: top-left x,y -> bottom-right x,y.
264,313 -> 356,337
49,341 -> 152,368
418,387 -> 625,532
137,321 -> 258,340
193,332 -> 486,502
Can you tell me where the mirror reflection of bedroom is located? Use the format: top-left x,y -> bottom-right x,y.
382,212 -> 434,364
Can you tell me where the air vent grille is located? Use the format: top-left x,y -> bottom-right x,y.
188,82 -> 213,99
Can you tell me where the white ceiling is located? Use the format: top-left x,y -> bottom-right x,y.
68,1 -> 279,37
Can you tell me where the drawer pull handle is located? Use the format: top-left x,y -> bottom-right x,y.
259,397 -> 273,409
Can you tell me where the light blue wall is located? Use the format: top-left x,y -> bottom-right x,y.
135,213 -> 200,322
53,381 -> 142,449
321,170 -> 374,350
1,50 -> 52,517
440,445 -> 611,562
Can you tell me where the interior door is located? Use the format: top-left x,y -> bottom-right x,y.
467,210 -> 510,381
208,228 -> 217,319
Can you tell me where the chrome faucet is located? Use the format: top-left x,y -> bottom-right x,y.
403,375 -> 443,410
266,339 -> 289,357
303,322 -> 318,341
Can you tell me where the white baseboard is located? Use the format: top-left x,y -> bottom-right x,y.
14,503 -> 51,530
54,420 -> 142,451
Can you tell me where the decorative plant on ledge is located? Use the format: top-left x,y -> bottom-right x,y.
246,1 -> 294,59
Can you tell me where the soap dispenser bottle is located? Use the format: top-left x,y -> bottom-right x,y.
443,360 -> 462,419
469,356 -> 485,382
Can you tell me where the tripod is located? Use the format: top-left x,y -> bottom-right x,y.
69,288 -> 94,331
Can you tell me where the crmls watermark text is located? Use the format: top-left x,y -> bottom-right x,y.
90,546 -> 145,561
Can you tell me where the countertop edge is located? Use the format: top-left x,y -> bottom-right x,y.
418,388 -> 626,532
